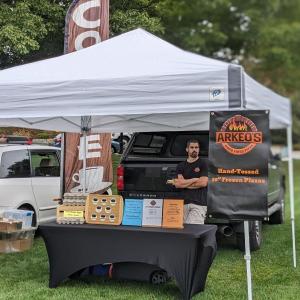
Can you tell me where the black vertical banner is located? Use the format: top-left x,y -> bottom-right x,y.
207,110 -> 270,220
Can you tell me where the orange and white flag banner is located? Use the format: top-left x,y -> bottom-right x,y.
63,0 -> 112,194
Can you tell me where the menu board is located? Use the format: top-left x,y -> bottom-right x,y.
85,195 -> 123,225
162,199 -> 184,229
142,199 -> 163,227
122,199 -> 143,226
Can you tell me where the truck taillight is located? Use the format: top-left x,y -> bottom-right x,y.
117,165 -> 124,176
117,165 -> 124,191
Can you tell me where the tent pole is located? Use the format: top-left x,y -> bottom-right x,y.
60,133 -> 65,198
81,115 -> 91,194
83,129 -> 87,193
287,125 -> 296,267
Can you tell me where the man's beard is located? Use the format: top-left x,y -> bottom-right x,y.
190,151 -> 198,158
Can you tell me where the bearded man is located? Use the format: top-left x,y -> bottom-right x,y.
173,140 -> 208,224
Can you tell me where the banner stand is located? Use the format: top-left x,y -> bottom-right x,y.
63,0 -> 110,196
287,125 -> 296,268
244,221 -> 253,300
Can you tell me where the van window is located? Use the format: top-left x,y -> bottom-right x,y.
171,134 -> 209,157
0,150 -> 30,178
130,133 -> 167,155
31,151 -> 60,177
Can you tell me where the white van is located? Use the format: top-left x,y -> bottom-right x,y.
0,144 -> 60,226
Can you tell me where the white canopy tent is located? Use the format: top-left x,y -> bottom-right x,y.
0,29 -> 295,268
0,29 -> 290,131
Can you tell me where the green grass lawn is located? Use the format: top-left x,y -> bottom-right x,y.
0,156 -> 299,300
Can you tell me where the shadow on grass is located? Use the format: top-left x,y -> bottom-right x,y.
59,276 -> 182,300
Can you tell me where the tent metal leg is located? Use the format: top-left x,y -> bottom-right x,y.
287,126 -> 296,268
60,133 -> 65,198
81,115 -> 91,194
244,221 -> 253,300
83,130 -> 87,193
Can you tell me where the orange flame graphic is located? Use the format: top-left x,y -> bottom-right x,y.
229,120 -> 248,131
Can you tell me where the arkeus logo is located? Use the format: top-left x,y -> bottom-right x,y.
216,114 -> 263,155
150,200 -> 156,206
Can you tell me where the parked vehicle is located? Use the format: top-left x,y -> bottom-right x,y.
53,133 -> 62,147
0,135 -> 32,145
111,140 -> 120,154
117,131 -> 285,251
0,144 -> 60,226
53,133 -> 120,154
112,132 -> 132,145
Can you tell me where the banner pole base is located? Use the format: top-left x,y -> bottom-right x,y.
244,221 -> 253,300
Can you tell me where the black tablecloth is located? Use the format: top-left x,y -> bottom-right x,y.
40,222 -> 217,299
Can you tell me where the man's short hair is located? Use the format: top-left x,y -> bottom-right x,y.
186,139 -> 200,148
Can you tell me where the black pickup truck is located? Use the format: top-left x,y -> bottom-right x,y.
117,131 -> 285,251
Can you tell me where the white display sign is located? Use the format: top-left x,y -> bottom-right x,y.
142,199 -> 163,227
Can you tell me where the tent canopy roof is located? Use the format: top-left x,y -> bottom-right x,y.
0,28 -> 291,132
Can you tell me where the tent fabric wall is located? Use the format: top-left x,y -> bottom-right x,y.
244,74 -> 291,129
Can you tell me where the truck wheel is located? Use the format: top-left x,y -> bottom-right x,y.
269,188 -> 285,225
150,271 -> 168,284
236,220 -> 262,251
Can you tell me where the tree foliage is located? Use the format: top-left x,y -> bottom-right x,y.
110,0 -> 163,35
0,0 -> 66,66
0,0 -> 165,67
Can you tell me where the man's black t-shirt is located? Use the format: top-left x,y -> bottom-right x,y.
175,158 -> 208,206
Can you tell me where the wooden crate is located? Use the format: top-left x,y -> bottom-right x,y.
85,195 -> 123,225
